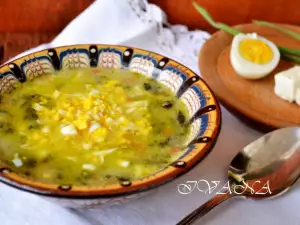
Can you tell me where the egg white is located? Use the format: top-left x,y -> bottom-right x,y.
230,33 -> 280,79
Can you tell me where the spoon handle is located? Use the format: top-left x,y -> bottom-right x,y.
176,191 -> 233,225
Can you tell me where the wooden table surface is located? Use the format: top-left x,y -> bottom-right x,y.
0,32 -> 55,64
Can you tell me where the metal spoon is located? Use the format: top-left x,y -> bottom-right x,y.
177,127 -> 300,225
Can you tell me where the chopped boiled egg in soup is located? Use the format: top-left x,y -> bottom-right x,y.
0,68 -> 190,186
230,33 -> 280,79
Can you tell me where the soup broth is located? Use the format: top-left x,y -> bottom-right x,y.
0,68 -> 190,186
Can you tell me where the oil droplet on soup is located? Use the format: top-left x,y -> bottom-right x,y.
0,68 -> 190,186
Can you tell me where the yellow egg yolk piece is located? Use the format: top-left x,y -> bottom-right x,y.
238,39 -> 273,64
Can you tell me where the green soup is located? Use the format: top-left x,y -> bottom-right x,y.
0,68 -> 190,186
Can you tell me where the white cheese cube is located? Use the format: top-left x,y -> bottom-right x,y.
296,88 -> 300,106
274,66 -> 300,102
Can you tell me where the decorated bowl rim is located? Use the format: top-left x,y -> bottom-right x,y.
0,44 -> 222,198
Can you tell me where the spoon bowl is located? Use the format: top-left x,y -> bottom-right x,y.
178,127 -> 300,224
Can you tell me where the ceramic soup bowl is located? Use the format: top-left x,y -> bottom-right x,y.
0,44 -> 221,209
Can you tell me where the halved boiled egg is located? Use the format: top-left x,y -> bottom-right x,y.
230,33 -> 280,79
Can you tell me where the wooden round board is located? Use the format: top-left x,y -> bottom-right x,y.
199,23 -> 300,132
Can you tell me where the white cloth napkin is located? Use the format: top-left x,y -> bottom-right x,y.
2,1 -> 300,225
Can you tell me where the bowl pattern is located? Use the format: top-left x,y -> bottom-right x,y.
0,44 -> 221,208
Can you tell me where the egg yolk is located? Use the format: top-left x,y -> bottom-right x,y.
238,39 -> 273,64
